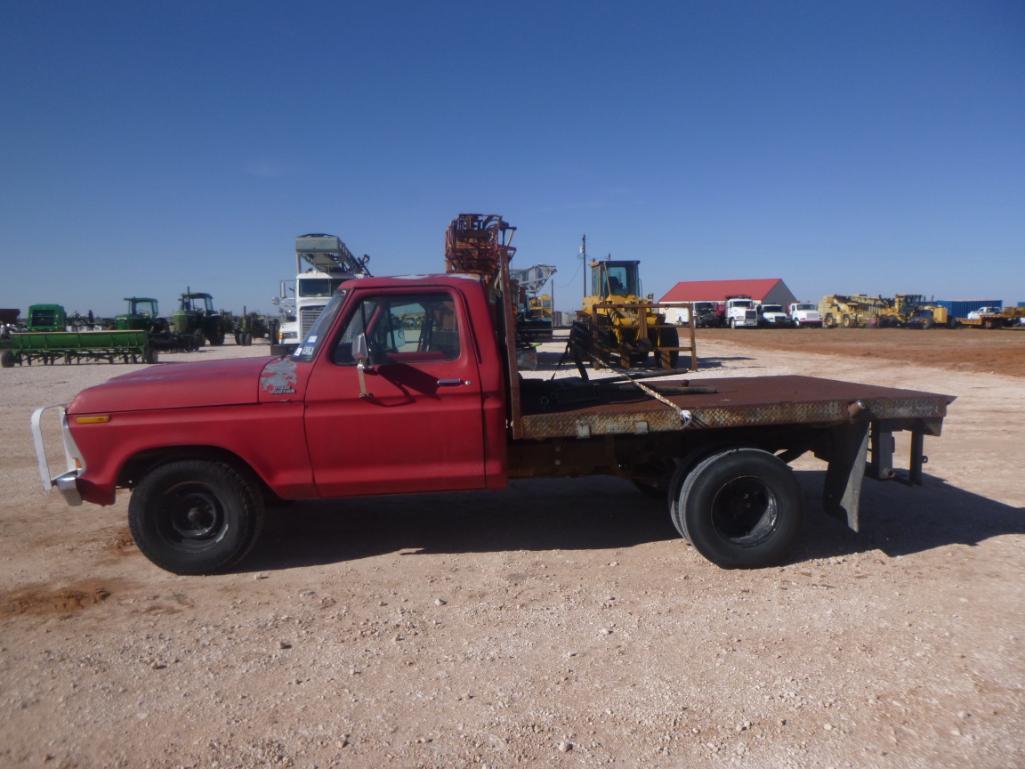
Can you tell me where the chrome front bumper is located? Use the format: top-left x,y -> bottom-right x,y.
30,405 -> 84,506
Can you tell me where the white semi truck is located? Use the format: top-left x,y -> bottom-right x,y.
271,233 -> 371,356
725,296 -> 759,328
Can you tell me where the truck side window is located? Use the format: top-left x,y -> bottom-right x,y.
332,293 -> 460,365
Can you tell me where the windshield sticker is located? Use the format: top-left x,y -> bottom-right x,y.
261,357 -> 297,395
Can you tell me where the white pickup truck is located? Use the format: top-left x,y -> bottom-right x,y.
788,302 -> 822,328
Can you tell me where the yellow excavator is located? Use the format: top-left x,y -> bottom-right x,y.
570,258 -> 692,373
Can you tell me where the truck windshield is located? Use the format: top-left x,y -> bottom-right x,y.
795,304 -> 816,311
299,278 -> 346,297
731,300 -> 752,308
294,290 -> 347,361
761,305 -> 783,313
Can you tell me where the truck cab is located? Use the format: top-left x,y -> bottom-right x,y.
788,302 -> 822,328
757,303 -> 791,328
724,297 -> 758,328
273,233 -> 371,356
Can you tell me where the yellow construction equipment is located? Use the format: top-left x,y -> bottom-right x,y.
818,294 -> 888,328
906,303 -> 956,329
875,294 -> 928,327
570,259 -> 696,373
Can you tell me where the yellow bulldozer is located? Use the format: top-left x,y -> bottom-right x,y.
569,259 -> 695,373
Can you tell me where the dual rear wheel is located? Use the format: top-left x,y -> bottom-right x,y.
666,448 -> 802,568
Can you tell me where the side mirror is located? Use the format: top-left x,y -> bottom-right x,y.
353,333 -> 372,399
352,332 -> 369,364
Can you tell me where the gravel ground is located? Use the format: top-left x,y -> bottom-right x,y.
1,335 -> 1022,769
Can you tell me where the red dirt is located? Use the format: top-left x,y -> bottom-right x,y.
700,327 -> 1025,377
0,578 -> 121,618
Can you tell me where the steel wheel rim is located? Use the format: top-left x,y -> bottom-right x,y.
162,483 -> 227,546
710,475 -> 779,547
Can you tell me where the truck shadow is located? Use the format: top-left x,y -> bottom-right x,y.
240,472 -> 1024,571
792,471 -> 1025,561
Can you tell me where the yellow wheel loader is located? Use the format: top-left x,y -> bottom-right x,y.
570,259 -> 693,373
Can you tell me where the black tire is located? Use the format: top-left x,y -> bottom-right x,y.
672,448 -> 801,568
234,332 -> 242,346
192,330 -> 205,349
841,315 -> 853,328
128,460 -> 264,575
1,350 -> 14,368
244,333 -> 253,346
654,327 -> 680,369
143,347 -> 159,364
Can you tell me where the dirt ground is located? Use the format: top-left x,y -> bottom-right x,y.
1,334 -> 1023,769
699,326 -> 1025,378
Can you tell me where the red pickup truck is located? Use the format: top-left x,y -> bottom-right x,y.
32,218 -> 954,575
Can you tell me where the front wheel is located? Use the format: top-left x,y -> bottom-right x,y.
670,448 -> 801,568
128,460 -> 264,575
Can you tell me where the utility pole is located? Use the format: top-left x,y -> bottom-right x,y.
580,234 -> 587,299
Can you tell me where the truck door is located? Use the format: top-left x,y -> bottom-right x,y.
303,287 -> 486,497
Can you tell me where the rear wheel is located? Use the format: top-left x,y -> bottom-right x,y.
670,448 -> 801,568
128,460 -> 264,575
841,315 -> 853,328
1,350 -> 14,368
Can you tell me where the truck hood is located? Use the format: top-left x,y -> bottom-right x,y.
68,356 -> 294,414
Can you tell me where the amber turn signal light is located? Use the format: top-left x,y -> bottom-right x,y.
74,415 -> 111,424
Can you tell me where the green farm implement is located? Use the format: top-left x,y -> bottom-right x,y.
1,329 -> 154,368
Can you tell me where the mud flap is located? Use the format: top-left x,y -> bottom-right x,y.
823,422 -> 870,532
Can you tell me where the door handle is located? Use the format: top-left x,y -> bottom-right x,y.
436,378 -> 470,387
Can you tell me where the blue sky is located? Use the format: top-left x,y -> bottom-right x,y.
1,0 -> 1022,316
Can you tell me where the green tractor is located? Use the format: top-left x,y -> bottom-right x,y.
172,290 -> 231,347
115,297 -> 197,352
231,307 -> 278,347
27,304 -> 68,332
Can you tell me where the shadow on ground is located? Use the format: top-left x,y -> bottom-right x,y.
241,472 -> 1024,572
